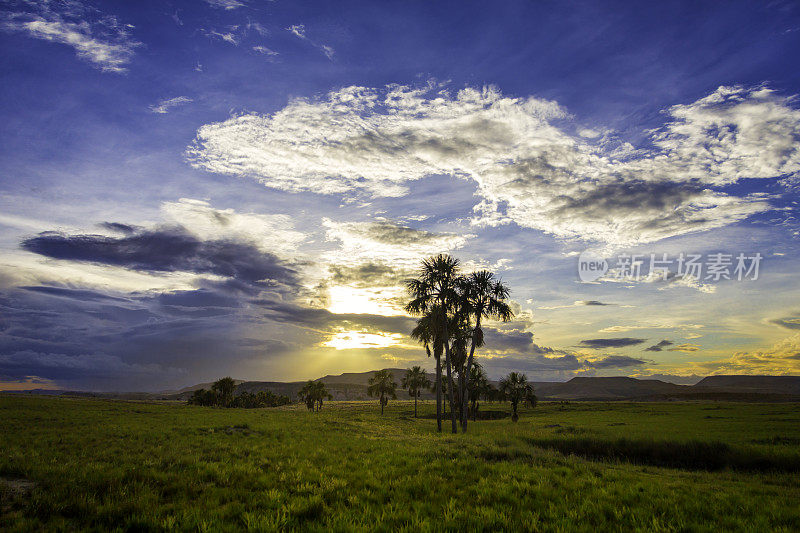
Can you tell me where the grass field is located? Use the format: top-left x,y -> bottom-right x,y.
1,396 -> 799,531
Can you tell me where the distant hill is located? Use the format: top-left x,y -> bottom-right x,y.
534,376 -> 687,400
7,370 -> 800,402
694,375 -> 800,395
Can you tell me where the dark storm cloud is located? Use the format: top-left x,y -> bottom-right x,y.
21,226 -> 298,287
99,222 -> 140,234
21,286 -> 129,302
767,316 -> 800,330
579,337 -> 647,349
645,340 -> 674,352
590,355 -> 646,368
577,300 -> 611,306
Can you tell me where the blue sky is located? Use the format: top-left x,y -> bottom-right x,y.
1,0 -> 799,391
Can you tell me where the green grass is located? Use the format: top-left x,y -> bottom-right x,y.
1,396 -> 799,532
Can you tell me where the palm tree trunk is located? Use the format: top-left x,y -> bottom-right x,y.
414,393 -> 418,418
435,354 -> 442,432
442,319 -> 458,434
462,316 -> 481,432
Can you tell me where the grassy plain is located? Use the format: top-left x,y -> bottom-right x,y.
1,396 -> 799,531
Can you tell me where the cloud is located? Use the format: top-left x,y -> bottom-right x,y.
286,24 -> 306,38
21,226 -> 299,289
690,334 -> 800,375
187,83 -> 799,246
253,45 -> 278,57
205,0 -> 246,9
579,337 -> 647,349
645,340 -> 673,352
150,96 -> 192,114
671,343 -> 700,352
768,315 -> 800,330
539,299 -> 613,309
285,23 -> 335,60
590,355 -> 646,368
1,2 -> 140,73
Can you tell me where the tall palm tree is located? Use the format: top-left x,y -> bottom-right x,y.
410,312 -> 444,431
499,372 -> 536,422
368,369 -> 397,415
459,272 -> 514,431
406,254 -> 462,433
402,366 -> 431,418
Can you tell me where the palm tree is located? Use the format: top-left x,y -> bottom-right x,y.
368,369 -> 397,415
499,372 -> 536,422
211,377 -> 237,407
298,380 -> 331,411
466,362 -> 490,421
459,271 -> 513,431
410,312 -> 444,431
406,254 -> 462,433
402,366 -> 431,418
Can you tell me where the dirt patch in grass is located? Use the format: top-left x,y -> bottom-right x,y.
524,437 -> 800,473
0,477 -> 36,512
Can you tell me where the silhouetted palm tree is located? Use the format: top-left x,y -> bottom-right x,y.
402,366 -> 431,418
459,271 -> 513,431
211,377 -> 236,407
406,254 -> 461,433
410,312 -> 444,430
368,369 -> 397,415
298,380 -> 331,412
466,362 -> 490,421
499,372 -> 536,422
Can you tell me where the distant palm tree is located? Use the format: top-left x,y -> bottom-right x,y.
406,254 -> 461,433
459,271 -> 513,431
402,366 -> 431,418
368,370 -> 397,415
499,372 -> 536,422
298,380 -> 331,412
466,362 -> 490,421
211,377 -> 236,407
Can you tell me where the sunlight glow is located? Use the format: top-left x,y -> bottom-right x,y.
326,285 -> 403,316
323,331 -> 405,350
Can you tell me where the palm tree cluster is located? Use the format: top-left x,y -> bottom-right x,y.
406,254 -> 516,433
368,369 -> 398,415
298,380 -> 332,412
188,377 -> 291,408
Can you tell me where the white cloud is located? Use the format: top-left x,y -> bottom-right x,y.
187,83 -> 800,246
205,0 -> 246,10
285,23 -> 334,61
286,24 -> 306,39
253,45 -> 278,57
322,218 -> 470,269
2,3 -> 140,73
150,96 -> 193,114
161,198 -> 306,255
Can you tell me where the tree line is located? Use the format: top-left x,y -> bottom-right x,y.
188,377 -> 291,408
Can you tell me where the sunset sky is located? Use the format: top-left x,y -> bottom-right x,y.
1,0 -> 799,391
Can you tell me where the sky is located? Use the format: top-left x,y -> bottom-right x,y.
1,0 -> 799,392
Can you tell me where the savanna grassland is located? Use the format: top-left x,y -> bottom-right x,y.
1,396 -> 799,532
